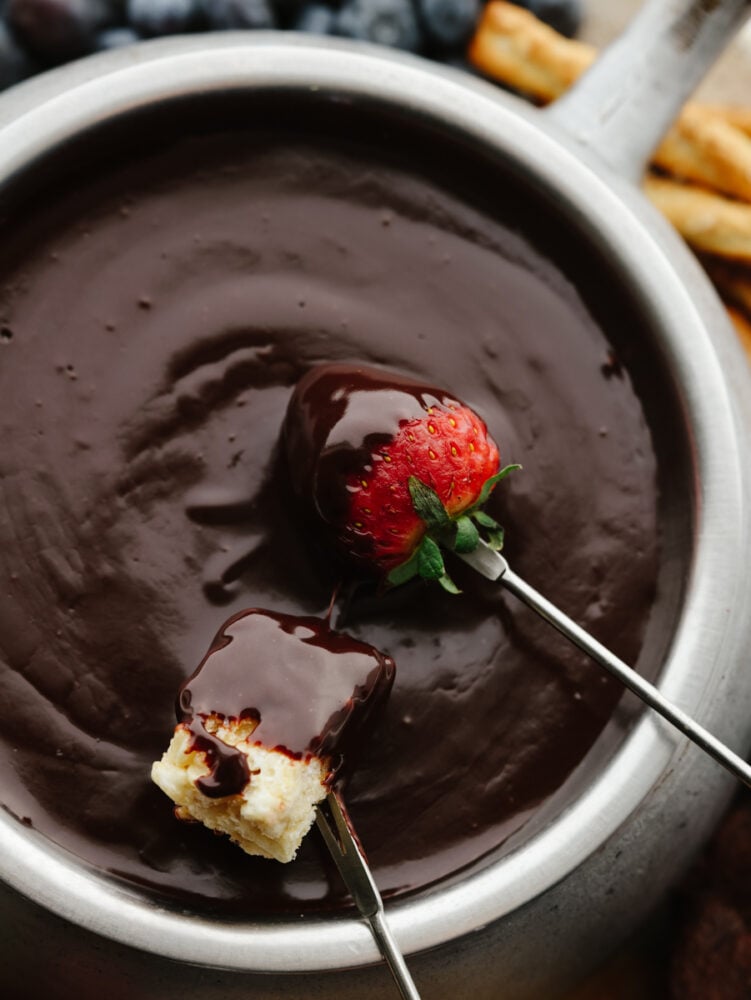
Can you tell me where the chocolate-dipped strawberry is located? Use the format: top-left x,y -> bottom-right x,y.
151,608 -> 395,863
283,362 -> 518,591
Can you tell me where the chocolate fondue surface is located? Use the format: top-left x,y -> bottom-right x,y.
0,109 -> 665,913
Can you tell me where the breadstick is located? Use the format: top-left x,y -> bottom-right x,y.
657,105 -> 751,204
701,104 -> 751,139
468,2 -> 595,102
470,3 -> 751,203
643,175 -> 751,263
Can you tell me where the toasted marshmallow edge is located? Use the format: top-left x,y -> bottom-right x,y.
151,718 -> 330,864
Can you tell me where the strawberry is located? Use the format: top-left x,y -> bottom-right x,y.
284,362 -> 519,592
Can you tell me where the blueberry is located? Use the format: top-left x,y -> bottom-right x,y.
0,19 -> 35,88
95,26 -> 141,50
6,0 -> 117,61
126,0 -> 202,37
336,0 -> 422,52
521,0 -> 582,39
201,0 -> 276,30
294,4 -> 335,36
418,0 -> 479,49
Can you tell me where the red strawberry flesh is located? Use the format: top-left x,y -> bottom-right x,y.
283,363 -> 501,575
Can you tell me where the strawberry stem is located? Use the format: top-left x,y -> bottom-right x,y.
389,464 -> 520,593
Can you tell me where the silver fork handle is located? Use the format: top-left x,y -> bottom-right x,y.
460,541 -> 751,790
316,791 -> 421,1000
367,910 -> 422,1000
547,0 -> 751,179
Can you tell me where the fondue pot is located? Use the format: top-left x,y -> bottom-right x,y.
1,1 -> 751,997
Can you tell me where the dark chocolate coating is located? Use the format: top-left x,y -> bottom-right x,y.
0,124 -> 662,913
284,361 -> 461,528
179,608 -> 396,797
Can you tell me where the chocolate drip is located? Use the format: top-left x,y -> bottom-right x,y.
190,728 -> 252,799
178,609 -> 395,797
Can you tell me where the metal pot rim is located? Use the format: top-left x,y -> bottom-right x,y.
0,33 -> 749,973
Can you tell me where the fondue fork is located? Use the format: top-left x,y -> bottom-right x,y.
316,790 -> 421,1000
460,541 -> 751,789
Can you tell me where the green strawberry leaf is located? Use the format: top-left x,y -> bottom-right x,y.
472,510 -> 500,529
471,463 -> 522,511
437,572 -> 461,595
388,537 -> 461,593
471,510 -> 505,549
453,515 -> 480,553
485,526 -> 505,551
386,549 -> 422,587
387,463 -> 520,595
408,476 -> 451,530
416,535 -> 447,580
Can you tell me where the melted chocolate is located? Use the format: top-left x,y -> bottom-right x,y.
178,608 -> 395,797
190,728 -> 252,800
0,119 -> 667,913
284,362 -> 462,528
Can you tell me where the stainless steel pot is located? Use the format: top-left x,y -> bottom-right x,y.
1,2 -> 751,997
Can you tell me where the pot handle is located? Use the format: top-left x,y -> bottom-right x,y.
545,0 -> 750,180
